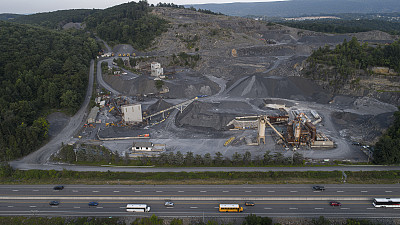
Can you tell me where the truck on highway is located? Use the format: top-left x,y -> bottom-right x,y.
126,204 -> 151,212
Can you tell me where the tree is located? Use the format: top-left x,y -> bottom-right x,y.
213,152 -> 223,165
175,151 -> 184,166
242,214 -> 273,225
243,151 -> 252,165
194,154 -> 203,166
184,151 -> 194,166
263,150 -> 272,165
232,152 -> 243,165
204,153 -> 212,166
312,216 -> 330,225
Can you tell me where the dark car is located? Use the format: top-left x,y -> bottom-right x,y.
330,201 -> 341,206
312,186 -> 325,191
53,185 -> 64,190
49,201 -> 59,206
88,202 -> 99,206
245,202 -> 255,206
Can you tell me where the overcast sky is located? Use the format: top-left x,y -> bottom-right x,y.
2,0 -> 283,14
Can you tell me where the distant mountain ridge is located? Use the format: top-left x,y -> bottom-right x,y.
187,0 -> 400,17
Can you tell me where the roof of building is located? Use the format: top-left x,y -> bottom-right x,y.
133,142 -> 153,147
87,106 -> 99,121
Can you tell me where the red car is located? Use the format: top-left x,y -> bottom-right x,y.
329,201 -> 341,206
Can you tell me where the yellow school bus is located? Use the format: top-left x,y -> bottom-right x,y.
219,204 -> 243,212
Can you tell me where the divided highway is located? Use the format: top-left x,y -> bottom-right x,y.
1,184 -> 400,218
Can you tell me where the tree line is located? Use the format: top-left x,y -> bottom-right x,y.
280,19 -> 400,35
0,21 -> 99,161
52,144 -> 305,167
304,37 -> 400,91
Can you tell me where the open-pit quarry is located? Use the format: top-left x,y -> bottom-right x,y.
69,7 -> 399,163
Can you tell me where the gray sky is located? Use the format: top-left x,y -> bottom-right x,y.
2,0 -> 282,14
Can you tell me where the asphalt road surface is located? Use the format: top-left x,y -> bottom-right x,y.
1,184 -> 400,218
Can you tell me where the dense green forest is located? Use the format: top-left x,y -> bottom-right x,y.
0,14 -> 21,21
84,1 -> 169,50
373,109 -> 400,164
304,37 -> 400,90
280,19 -> 400,35
0,21 -> 99,161
12,9 -> 98,29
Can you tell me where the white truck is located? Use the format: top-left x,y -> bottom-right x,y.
126,204 -> 151,212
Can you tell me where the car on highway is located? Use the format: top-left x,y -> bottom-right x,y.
164,201 -> 174,207
88,202 -> 99,206
49,201 -> 59,206
245,202 -> 255,206
312,185 -> 325,191
329,201 -> 341,206
53,185 -> 64,190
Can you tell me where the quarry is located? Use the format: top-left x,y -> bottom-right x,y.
55,8 -> 399,163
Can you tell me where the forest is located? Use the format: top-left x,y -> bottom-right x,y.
373,108 -> 400,164
84,1 -> 169,50
304,37 -> 400,90
0,21 -> 99,161
12,9 -> 98,29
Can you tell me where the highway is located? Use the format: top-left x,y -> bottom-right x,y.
1,184 -> 400,218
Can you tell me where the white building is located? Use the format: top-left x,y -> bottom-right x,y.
132,142 -> 153,151
121,104 -> 142,123
151,62 -> 163,77
87,106 -> 99,124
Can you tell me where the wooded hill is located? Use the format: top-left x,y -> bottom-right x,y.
84,1 -> 169,50
0,21 -> 99,161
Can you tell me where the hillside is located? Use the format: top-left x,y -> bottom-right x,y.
12,9 -> 98,29
84,1 -> 169,50
0,21 -> 99,160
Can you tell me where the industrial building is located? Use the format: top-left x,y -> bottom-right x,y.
151,62 -> 164,77
87,106 -> 99,124
122,104 -> 143,123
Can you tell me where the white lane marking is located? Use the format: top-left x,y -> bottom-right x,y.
200,191 -> 207,193
74,207 -> 80,209
119,207 -> 126,209
113,191 -> 120,193
51,206 -> 58,208
32,190 -> 39,192
190,207 -> 198,209
385,191 -> 393,193
315,208 -> 324,210
156,191 -> 163,193
367,208 -> 376,210
361,191 -> 368,193
96,207 -> 103,209
245,191 -> 252,193
178,191 -> 184,193
290,191 -> 298,193
337,191 -> 344,193
341,208 -> 350,210
29,206 -> 36,208
92,191 -> 99,193
135,191 -> 141,193
72,190 -> 79,192
214,207 -> 219,209
222,191 -> 229,193
166,207 -> 174,208
264,208 -> 272,210
8,206 -> 14,208
12,190 -> 19,192
289,208 -> 298,210
267,191 -> 275,193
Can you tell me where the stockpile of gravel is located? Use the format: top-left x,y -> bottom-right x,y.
227,74 -> 331,103
147,99 -> 173,114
